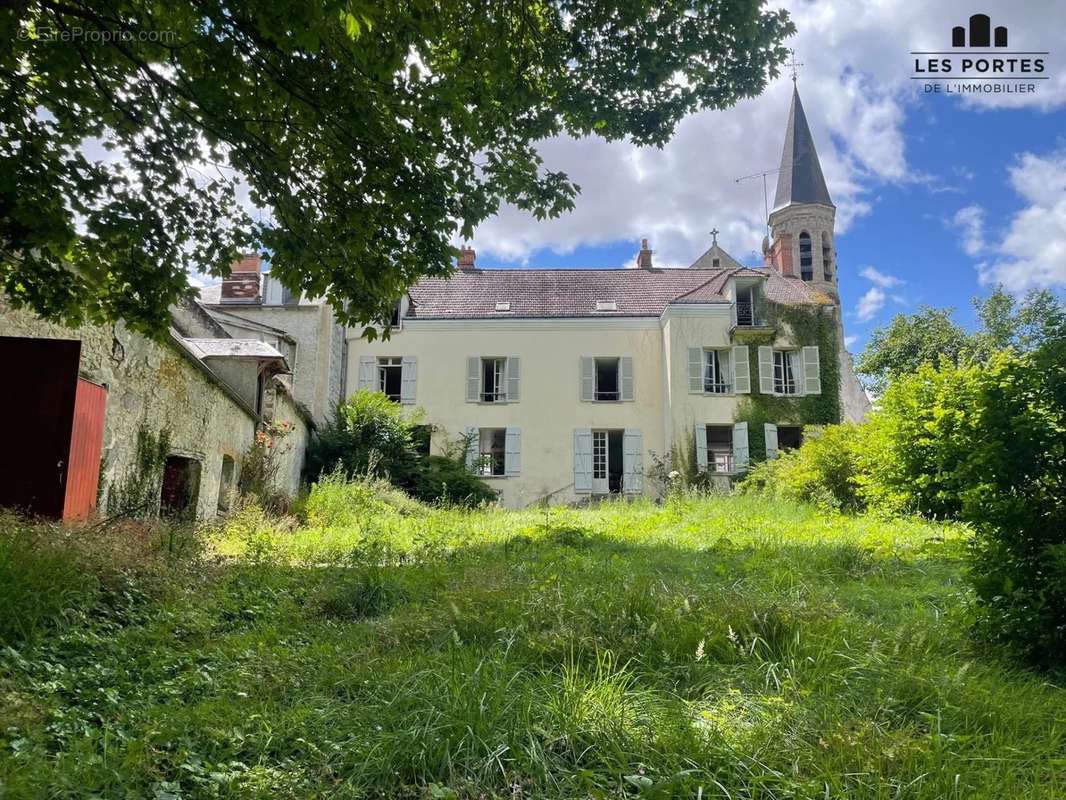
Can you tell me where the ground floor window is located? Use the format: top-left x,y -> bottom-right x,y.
778,425 -> 802,452
592,429 -> 624,493
706,426 -> 734,473
478,428 -> 506,477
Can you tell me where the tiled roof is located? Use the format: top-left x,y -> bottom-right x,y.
183,338 -> 287,363
407,267 -> 823,319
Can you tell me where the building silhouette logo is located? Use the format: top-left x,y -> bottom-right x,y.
910,13 -> 1049,96
952,14 -> 1007,48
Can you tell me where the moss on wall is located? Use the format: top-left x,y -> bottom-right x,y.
734,302 -> 841,462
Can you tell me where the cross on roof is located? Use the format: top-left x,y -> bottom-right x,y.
710,228 -> 719,246
787,49 -> 803,84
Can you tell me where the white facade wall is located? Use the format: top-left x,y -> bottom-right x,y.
345,300 -> 820,507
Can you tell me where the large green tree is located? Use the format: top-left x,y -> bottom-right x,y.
0,1 -> 792,336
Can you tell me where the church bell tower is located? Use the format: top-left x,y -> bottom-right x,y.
764,85 -> 838,303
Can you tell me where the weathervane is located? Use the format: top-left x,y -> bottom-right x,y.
787,48 -> 803,84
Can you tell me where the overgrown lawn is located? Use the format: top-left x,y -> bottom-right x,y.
1,494 -> 1063,798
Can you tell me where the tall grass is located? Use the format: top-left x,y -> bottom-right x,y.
0,489 -> 1062,799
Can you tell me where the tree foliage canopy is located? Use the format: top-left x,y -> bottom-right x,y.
857,287 -> 1066,394
1,0 -> 793,336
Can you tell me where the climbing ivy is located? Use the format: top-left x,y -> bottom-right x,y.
733,302 -> 841,463
104,423 -> 171,517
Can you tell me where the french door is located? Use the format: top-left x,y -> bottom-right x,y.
592,430 -> 609,494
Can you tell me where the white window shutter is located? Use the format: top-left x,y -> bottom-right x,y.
619,357 -> 634,401
733,421 -> 749,472
732,346 -> 750,394
758,346 -> 774,394
695,425 -> 708,471
506,356 -> 520,402
574,428 -> 593,492
400,356 -> 417,404
464,426 -> 479,471
505,427 -> 521,476
764,423 -> 779,460
622,428 -> 643,494
580,357 -> 595,401
688,348 -> 703,393
357,356 -> 375,390
466,357 -> 480,402
802,346 -> 821,395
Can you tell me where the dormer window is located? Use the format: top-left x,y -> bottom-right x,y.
495,302 -> 511,312
595,301 -> 617,312
799,232 -> 813,281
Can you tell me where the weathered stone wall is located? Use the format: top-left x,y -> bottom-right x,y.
0,301 -> 308,518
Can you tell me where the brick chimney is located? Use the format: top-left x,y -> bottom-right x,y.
457,246 -> 476,271
635,238 -> 653,269
220,253 -> 262,303
768,234 -> 794,277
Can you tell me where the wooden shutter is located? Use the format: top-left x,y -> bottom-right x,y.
505,427 -> 521,476
400,356 -> 417,404
580,357 -> 595,401
802,346 -> 821,395
619,357 -> 634,401
733,422 -> 749,472
622,429 -> 643,494
688,348 -> 703,393
695,425 -> 708,471
466,357 -> 480,402
764,423 -> 779,460
758,346 -> 774,394
464,426 -> 479,471
357,356 -> 375,390
506,356 -> 520,402
573,428 -> 593,492
732,346 -> 750,394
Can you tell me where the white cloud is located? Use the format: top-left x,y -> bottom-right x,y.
957,150 -> 1066,291
844,334 -> 858,349
471,0 -> 1066,268
860,265 -> 904,288
856,287 -> 887,321
952,205 -> 986,257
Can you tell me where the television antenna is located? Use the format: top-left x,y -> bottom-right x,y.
734,167 -> 780,236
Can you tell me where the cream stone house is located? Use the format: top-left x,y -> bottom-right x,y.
346,87 -> 869,507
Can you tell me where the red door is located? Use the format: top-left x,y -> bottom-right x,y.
62,379 -> 107,521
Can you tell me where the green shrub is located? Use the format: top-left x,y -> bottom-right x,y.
304,390 -> 422,486
412,455 -> 499,508
862,345 -> 1066,666
740,423 -> 866,512
305,391 -> 495,507
304,469 -> 424,528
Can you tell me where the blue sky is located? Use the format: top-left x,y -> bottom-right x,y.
465,1 -> 1066,354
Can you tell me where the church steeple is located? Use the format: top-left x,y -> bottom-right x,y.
773,86 -> 833,211
765,84 -> 838,299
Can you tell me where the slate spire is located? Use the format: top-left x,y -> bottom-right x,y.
773,86 -> 833,210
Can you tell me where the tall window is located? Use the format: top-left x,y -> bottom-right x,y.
478,428 -> 506,476
703,350 -> 730,394
735,285 -> 756,326
706,426 -> 734,473
821,232 -> 833,281
481,357 -> 506,402
773,350 -> 799,395
595,358 -> 620,401
799,232 -> 813,281
377,356 -> 403,401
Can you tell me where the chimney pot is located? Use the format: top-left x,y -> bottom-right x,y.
458,246 -> 476,270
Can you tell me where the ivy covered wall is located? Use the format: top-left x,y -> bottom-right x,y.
733,301 -> 842,463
